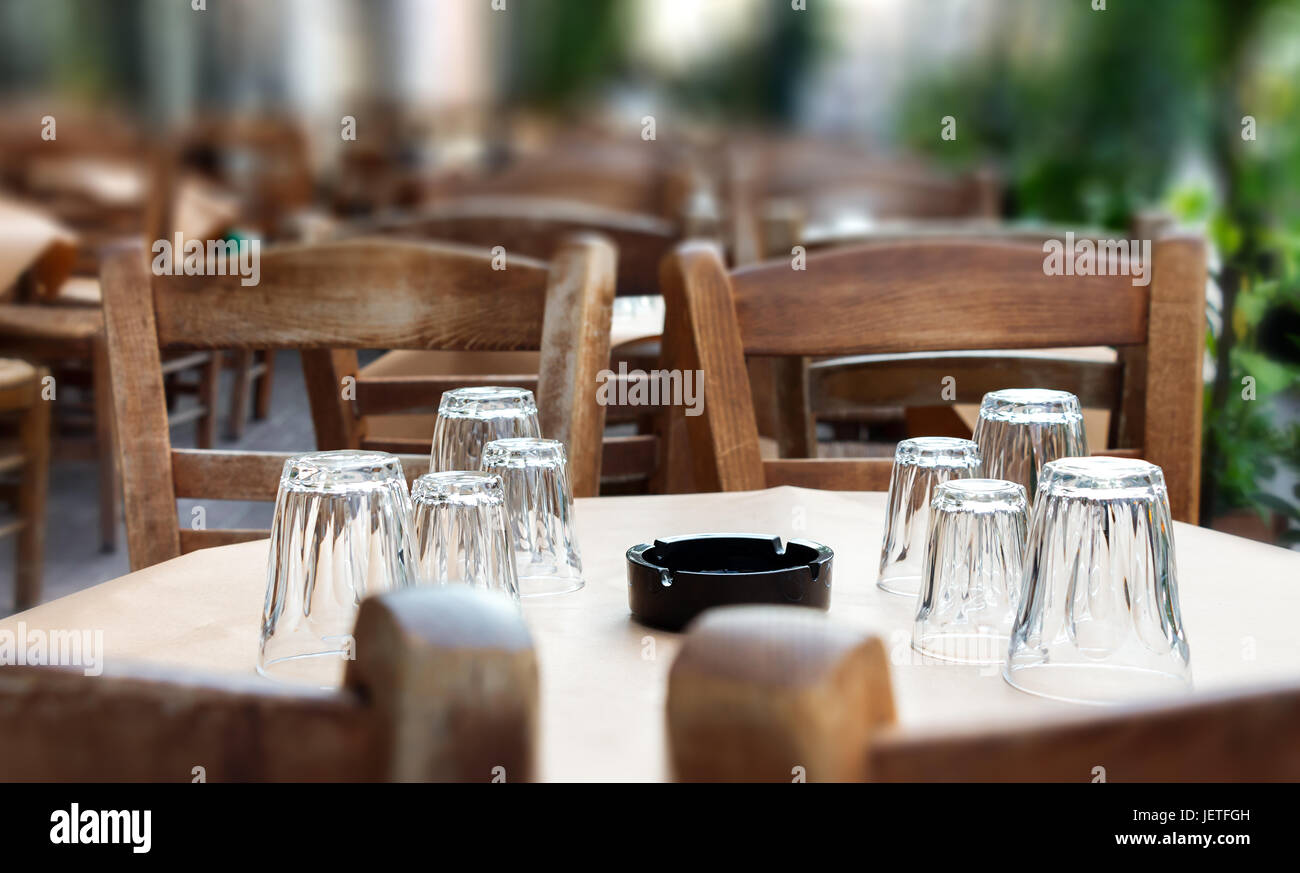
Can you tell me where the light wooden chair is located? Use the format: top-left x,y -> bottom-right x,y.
101,234 -> 615,572
657,235 -> 1205,523
0,586 -> 538,781
668,607 -> 1300,781
306,198 -> 675,492
0,359 -> 50,611
757,219 -> 1170,459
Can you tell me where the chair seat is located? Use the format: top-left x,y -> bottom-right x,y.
0,303 -> 102,341
0,358 -> 38,391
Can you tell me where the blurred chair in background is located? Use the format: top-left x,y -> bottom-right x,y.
0,358 -> 50,610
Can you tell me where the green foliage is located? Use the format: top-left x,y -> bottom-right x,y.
898,0 -> 1300,535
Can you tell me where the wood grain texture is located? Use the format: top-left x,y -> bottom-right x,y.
301,348 -> 361,450
871,681 -> 1300,781
658,242 -> 765,492
101,246 -> 181,570
345,587 -> 539,782
171,449 -> 429,502
0,588 -> 537,781
663,235 -> 1203,518
729,240 -> 1149,356
354,374 -> 537,417
763,458 -> 893,492
111,231 -> 612,565
667,606 -> 896,782
11,364 -> 49,610
536,234 -> 617,497
812,352 -> 1122,412
1143,235 -> 1205,524
152,238 -> 552,350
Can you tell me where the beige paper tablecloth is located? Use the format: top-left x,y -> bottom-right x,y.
5,487 -> 1299,781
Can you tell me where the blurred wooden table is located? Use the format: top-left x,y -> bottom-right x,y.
6,486 -> 1300,781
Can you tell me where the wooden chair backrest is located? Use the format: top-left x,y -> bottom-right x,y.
422,145 -> 702,227
658,236 -> 1205,522
767,217 -> 1174,456
349,196 -> 676,297
102,234 -> 615,570
0,587 -> 538,781
667,609 -> 1300,782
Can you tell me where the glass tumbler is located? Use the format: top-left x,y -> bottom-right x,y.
913,479 -> 1029,665
1005,456 -> 1192,705
430,386 -> 541,473
878,437 -> 981,596
481,437 -> 583,596
259,450 -> 416,686
973,389 -> 1088,506
411,470 -> 519,600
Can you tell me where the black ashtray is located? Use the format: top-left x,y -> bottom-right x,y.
626,534 -> 833,631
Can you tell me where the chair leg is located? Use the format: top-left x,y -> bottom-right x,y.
91,337 -> 119,553
773,356 -> 817,459
196,352 -> 221,449
253,349 -> 275,420
16,368 -> 51,612
226,349 -> 255,440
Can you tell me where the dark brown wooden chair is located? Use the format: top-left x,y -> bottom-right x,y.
0,586 -> 538,781
657,235 -> 1205,523
101,234 -> 615,571
0,358 -> 50,611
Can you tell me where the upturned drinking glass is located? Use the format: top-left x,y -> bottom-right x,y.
411,470 -> 519,600
259,450 -> 417,686
1005,456 -> 1192,705
878,437 -> 982,597
481,437 -> 583,596
913,479 -> 1029,665
430,386 -> 541,473
973,389 -> 1088,506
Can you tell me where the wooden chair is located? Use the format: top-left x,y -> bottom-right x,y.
728,144 -> 1001,457
657,235 -> 1205,523
0,359 -> 50,611
102,234 -> 615,571
758,219 -> 1169,459
0,586 -> 538,781
668,606 -> 1300,781
307,198 -> 675,492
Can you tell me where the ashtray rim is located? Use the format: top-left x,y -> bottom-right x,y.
626,532 -> 832,579
625,533 -> 834,632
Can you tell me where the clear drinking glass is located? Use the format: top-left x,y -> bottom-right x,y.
411,470 -> 519,600
481,437 -> 583,596
973,389 -> 1088,506
430,386 -> 541,473
913,479 -> 1029,665
878,437 -> 981,596
1005,456 -> 1192,705
259,450 -> 417,686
